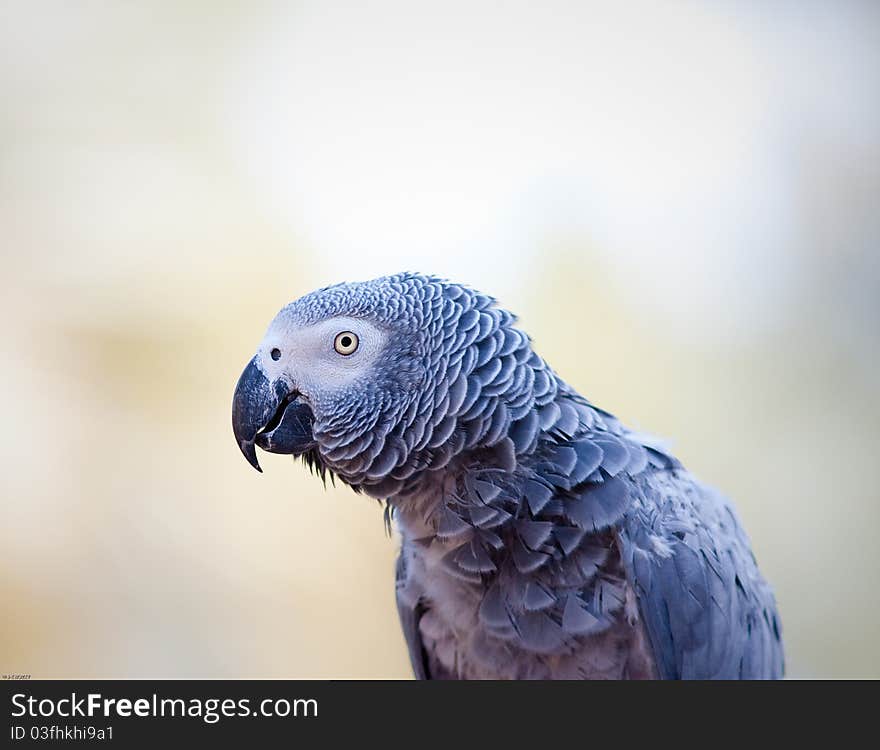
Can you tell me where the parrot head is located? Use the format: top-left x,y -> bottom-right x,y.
233,275 -> 427,476
232,273 -> 538,495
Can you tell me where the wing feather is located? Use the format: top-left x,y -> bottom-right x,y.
617,472 -> 784,679
394,552 -> 431,679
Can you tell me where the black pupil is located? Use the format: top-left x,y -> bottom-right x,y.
270,348 -> 281,361
340,336 -> 352,348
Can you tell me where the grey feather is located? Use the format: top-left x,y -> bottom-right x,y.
242,273 -> 783,680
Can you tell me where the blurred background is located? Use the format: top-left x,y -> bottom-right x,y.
1,0 -> 878,678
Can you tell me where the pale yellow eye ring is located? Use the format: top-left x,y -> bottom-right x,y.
333,331 -> 359,355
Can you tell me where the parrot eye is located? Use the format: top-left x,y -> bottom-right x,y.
270,348 -> 281,361
334,331 -> 359,356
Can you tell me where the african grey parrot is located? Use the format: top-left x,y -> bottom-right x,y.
232,273 -> 783,679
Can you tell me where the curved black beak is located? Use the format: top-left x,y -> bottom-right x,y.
231,357 -> 315,472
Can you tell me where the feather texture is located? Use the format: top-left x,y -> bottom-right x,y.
255,273 -> 783,680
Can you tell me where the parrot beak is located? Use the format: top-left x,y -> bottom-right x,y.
231,356 -> 316,472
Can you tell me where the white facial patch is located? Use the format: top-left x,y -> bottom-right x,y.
257,314 -> 388,399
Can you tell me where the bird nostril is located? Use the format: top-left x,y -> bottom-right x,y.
270,348 -> 281,361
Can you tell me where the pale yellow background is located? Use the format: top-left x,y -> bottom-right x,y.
2,1 -> 878,678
